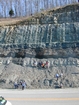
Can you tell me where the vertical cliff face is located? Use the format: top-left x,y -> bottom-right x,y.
0,4 -> 79,58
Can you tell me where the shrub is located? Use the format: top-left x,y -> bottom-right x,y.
9,9 -> 14,17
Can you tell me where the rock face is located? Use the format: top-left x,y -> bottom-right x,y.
0,4 -> 79,89
0,57 -> 79,89
0,4 -> 79,49
0,4 -> 79,58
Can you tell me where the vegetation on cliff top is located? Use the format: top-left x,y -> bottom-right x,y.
0,3 -> 79,26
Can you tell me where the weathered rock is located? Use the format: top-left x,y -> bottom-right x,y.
0,57 -> 78,89
0,4 -> 79,89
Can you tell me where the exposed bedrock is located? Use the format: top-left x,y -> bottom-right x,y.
0,4 -> 79,58
0,4 -> 79,89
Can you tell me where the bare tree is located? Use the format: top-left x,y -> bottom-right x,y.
39,0 -> 44,11
0,0 -> 78,18
72,0 -> 78,3
24,0 -> 27,16
0,0 -> 3,17
44,0 -> 49,10
0,0 -> 4,17
26,0 -> 33,16
14,0 -> 20,17
33,0 -> 39,13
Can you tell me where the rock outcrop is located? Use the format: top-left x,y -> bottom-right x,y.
0,4 -> 79,58
0,57 -> 79,89
0,4 -> 79,89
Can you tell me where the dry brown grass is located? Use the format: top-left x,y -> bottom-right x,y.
0,17 -> 29,26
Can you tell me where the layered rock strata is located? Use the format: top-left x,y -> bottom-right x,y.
0,4 -> 79,89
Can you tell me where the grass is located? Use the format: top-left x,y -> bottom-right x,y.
0,3 -> 78,26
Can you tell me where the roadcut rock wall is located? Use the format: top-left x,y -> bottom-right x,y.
0,4 -> 79,89
0,4 -> 79,48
